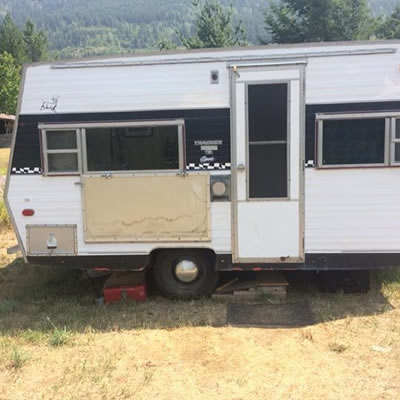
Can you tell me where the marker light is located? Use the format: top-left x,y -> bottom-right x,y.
22,209 -> 35,217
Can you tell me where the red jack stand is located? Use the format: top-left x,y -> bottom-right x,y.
103,271 -> 147,304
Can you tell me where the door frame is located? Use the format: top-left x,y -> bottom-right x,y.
229,61 -> 307,263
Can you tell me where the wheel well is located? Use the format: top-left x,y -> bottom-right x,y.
149,248 -> 217,270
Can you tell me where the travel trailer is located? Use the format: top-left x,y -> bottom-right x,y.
5,41 -> 400,298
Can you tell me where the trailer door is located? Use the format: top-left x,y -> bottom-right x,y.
231,63 -> 305,263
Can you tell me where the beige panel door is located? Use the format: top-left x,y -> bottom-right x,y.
82,174 -> 211,242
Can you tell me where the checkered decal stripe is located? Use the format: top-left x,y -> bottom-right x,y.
11,162 -> 311,173
186,162 -> 231,170
11,167 -> 42,175
187,162 -> 315,170
305,160 -> 315,168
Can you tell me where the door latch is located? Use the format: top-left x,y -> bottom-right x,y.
237,164 -> 245,172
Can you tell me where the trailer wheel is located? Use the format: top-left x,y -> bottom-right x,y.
152,250 -> 218,299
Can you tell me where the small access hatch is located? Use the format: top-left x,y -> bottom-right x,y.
26,225 -> 77,256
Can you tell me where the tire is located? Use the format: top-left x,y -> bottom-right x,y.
152,250 -> 219,300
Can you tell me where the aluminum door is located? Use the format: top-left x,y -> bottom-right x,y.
231,63 -> 305,263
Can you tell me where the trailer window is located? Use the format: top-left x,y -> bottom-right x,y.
84,123 -> 182,172
317,117 -> 387,167
42,129 -> 80,174
394,119 -> 400,164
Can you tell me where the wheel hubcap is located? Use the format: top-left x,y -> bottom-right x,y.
175,259 -> 199,283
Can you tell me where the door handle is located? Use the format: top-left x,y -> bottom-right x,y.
237,164 -> 245,172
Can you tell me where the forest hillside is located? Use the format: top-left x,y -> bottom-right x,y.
0,0 -> 397,57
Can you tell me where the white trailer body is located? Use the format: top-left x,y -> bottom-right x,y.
5,41 -> 400,297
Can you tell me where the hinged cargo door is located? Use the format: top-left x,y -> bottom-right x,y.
231,63 -> 305,263
82,174 -> 211,242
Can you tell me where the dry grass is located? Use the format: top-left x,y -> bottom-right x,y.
0,227 -> 399,400
0,148 -> 11,228
0,228 -> 18,266
0,201 -> 10,228
0,148 -> 10,176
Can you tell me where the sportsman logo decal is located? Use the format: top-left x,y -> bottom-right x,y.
40,96 -> 59,113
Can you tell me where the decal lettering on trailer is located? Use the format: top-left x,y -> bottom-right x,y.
194,140 -> 223,155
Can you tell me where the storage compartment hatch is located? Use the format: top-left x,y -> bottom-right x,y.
26,225 -> 77,256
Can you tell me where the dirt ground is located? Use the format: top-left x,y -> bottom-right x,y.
0,225 -> 399,400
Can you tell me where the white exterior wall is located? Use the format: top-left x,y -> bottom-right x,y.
9,41 -> 400,257
7,176 -> 231,255
21,62 -> 230,114
9,168 -> 400,255
306,52 -> 400,104
305,168 -> 400,252
20,42 -> 400,115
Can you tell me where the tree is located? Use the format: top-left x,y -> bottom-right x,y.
158,39 -> 177,51
23,19 -> 48,62
182,1 -> 247,49
376,6 -> 400,39
0,14 -> 26,65
0,52 -> 21,114
264,0 -> 377,43
339,0 -> 378,40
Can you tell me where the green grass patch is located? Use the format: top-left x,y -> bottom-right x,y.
48,327 -> 73,347
47,317 -> 73,347
8,347 -> 29,370
20,329 -> 48,344
0,250 -> 400,343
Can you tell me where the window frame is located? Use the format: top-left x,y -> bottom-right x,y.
316,111 -> 397,169
391,117 -> 400,166
39,120 -> 185,176
41,128 -> 81,176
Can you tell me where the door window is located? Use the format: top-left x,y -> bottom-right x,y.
248,83 -> 288,198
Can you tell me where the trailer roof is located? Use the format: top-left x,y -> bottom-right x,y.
19,39 -> 400,116
26,40 -> 400,69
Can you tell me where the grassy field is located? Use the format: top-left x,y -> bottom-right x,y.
0,227 -> 399,400
1,146 -> 400,399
